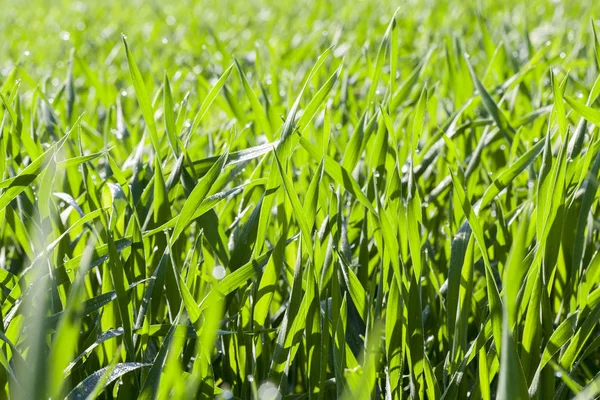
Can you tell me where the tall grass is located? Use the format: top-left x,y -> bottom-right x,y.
1,0 -> 600,398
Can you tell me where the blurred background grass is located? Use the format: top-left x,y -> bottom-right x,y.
1,0 -> 598,84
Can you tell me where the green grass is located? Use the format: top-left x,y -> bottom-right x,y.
2,0 -> 600,398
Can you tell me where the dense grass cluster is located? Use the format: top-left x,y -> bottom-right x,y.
2,0 -> 600,398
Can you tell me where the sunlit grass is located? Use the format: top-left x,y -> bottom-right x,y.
1,1 -> 600,399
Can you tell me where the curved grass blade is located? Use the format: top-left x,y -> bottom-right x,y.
122,36 -> 160,154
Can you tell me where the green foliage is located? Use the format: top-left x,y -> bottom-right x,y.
1,0 -> 600,399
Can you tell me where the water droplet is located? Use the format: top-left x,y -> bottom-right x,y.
213,265 -> 226,280
24,50 -> 30,56
161,37 -> 168,44
258,382 -> 281,400
166,15 -> 176,25
60,31 -> 70,41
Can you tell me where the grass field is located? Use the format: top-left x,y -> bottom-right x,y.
2,0 -> 600,398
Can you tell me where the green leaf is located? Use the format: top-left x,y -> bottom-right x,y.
170,151 -> 228,244
273,150 -> 313,256
496,313 -> 529,400
466,57 -> 515,141
551,70 -> 568,138
593,18 -> 600,70
565,95 -> 600,126
163,72 -> 179,155
139,322 -> 177,400
477,138 -> 545,212
235,59 -> 273,139
66,362 -> 149,400
122,36 -> 161,153
0,145 -> 54,212
187,64 -> 233,138
449,169 -> 503,356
